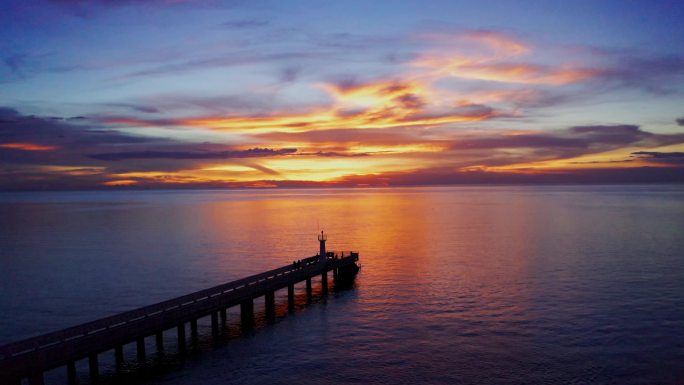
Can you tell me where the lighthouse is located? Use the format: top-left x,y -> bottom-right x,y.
318,230 -> 327,263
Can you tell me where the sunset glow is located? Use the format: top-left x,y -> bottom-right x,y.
0,143 -> 57,151
1,1 -> 683,190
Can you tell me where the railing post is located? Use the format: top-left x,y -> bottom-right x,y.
287,284 -> 295,310
88,354 -> 99,383
67,361 -> 77,385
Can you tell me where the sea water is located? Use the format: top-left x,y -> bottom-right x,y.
1,186 -> 683,384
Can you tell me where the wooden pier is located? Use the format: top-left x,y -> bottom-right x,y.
0,250 -> 359,384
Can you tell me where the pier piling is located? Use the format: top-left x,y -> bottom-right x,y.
67,361 -> 77,385
220,308 -> 227,328
190,319 -> 198,340
156,331 -> 164,352
137,337 -> 146,363
88,354 -> 99,383
287,284 -> 295,310
177,324 -> 186,353
211,312 -> 219,340
265,291 -> 276,319
28,372 -> 44,385
322,271 -> 328,295
241,299 -> 254,329
115,345 -> 124,367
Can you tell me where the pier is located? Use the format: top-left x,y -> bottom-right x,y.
0,234 -> 359,385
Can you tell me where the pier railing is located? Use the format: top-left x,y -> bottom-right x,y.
0,253 -> 359,384
0,254 -> 355,360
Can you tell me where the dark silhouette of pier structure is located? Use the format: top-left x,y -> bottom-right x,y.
0,232 -> 359,385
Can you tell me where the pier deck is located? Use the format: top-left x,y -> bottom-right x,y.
0,253 -> 359,384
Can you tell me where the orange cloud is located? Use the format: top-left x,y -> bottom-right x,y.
166,79 -> 501,133
419,30 -> 531,57
103,179 -> 138,186
460,30 -> 531,56
414,56 -> 602,85
0,142 -> 57,151
411,30 -> 604,86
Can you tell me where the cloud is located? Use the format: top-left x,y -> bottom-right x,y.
221,19 -> 269,29
295,151 -> 370,157
48,0 -> 197,8
631,151 -> 684,165
414,56 -> 603,85
103,103 -> 161,114
0,142 -> 57,151
0,107 -> 157,154
89,147 -> 297,161
279,66 -> 301,83
600,55 -> 684,94
151,79 -> 508,134
412,29 -> 684,97
450,125 -> 684,151
326,166 -> 684,187
255,127 -> 424,146
460,30 -> 531,56
121,52 -> 320,80
2,28 -> 684,196
2,54 -> 27,75
417,29 -> 530,57
410,29 -> 605,86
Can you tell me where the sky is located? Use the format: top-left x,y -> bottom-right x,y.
1,0 -> 683,190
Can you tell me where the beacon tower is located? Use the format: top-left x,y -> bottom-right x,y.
318,231 -> 327,263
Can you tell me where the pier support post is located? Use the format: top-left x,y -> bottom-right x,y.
211,312 -> 219,340
287,284 -> 295,310
265,291 -> 275,319
115,345 -> 124,368
156,331 -> 164,352
67,361 -> 77,385
306,278 -> 312,301
177,324 -> 186,354
88,354 -> 99,383
28,372 -> 45,385
190,319 -> 198,340
333,267 -> 338,281
220,308 -> 227,328
137,337 -> 146,363
240,299 -> 254,329
322,271 -> 328,295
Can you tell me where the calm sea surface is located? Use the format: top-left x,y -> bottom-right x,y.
1,186 -> 683,385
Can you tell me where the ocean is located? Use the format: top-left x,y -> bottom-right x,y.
1,186 -> 683,384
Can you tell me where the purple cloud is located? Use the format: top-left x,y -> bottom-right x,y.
89,147 -> 297,161
632,151 -> 684,165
